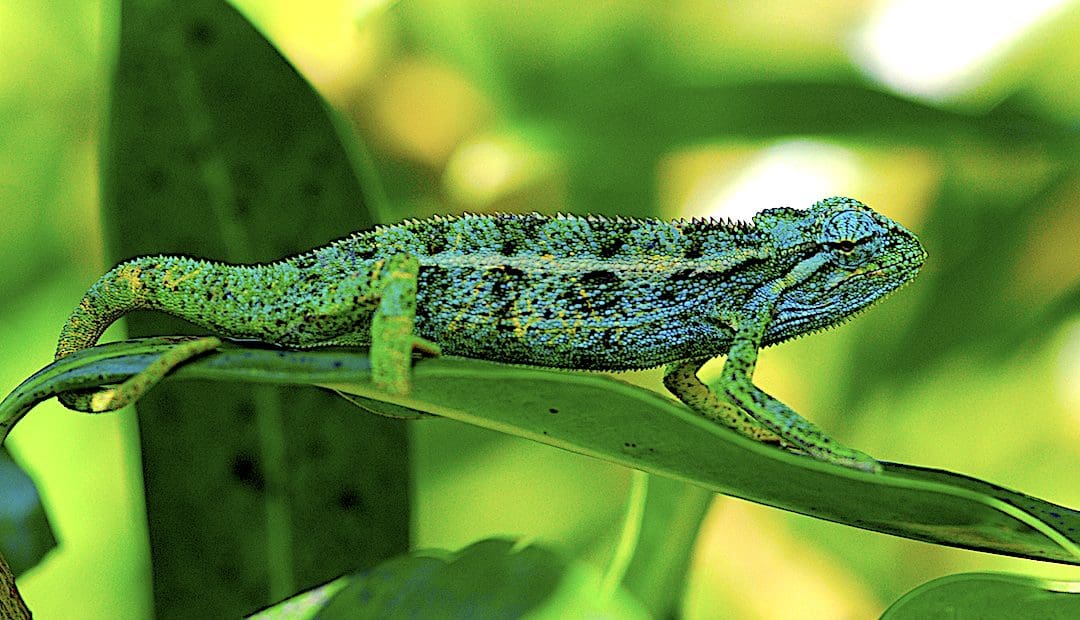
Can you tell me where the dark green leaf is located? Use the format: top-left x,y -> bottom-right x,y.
4,340 -> 1078,567
99,0 -> 402,616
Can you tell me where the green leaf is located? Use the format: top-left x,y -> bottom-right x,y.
251,539 -> 649,620
4,340 -> 1078,567
0,449 -> 55,576
881,572 -> 1080,620
98,0 -> 403,616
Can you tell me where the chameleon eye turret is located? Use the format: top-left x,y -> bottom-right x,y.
57,197 -> 924,473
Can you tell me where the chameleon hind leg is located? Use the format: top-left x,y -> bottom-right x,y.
368,254 -> 441,394
59,336 -> 223,412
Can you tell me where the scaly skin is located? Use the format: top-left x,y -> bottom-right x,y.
55,196 -> 926,472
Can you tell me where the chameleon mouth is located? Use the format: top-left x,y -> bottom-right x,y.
783,256 -> 916,315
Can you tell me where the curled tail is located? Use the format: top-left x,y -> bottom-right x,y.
55,255 -> 236,359
56,257 -> 163,359
55,253 -> 349,361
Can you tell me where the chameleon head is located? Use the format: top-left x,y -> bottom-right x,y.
759,196 -> 927,345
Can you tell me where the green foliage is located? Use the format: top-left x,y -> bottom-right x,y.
97,0 -> 404,616
881,573 -> 1080,619
2,0 -> 1079,617
0,450 -> 54,576
255,539 -> 649,619
4,339 -> 1080,561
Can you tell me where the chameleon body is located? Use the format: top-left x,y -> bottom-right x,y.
56,196 -> 925,472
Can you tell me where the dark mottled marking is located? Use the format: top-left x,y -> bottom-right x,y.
683,236 -> 705,259
419,219 -> 451,254
488,265 -> 527,323
291,254 -> 318,270
598,236 -> 624,258
579,269 -> 619,288
513,214 -> 546,240
355,241 -> 378,260
500,237 -> 519,256
426,233 -> 448,255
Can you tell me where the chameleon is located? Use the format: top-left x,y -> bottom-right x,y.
55,196 -> 926,473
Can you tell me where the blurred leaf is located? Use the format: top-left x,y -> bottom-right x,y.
99,0 -> 403,616
0,449 -> 55,576
4,339 -> 1079,567
317,539 -> 563,619
253,538 -> 649,620
842,164 -> 1080,400
620,476 -> 712,618
881,572 -> 1080,620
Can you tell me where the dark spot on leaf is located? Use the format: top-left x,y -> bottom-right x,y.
337,488 -> 364,511
186,18 -> 217,48
306,439 -> 328,459
548,407 -> 559,414
301,180 -> 323,200
145,167 -> 167,193
230,452 -> 264,491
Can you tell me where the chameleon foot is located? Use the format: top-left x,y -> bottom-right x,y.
370,328 -> 441,395
58,337 -> 222,412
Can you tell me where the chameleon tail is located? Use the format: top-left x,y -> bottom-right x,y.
54,255 -> 204,360
55,256 -> 229,412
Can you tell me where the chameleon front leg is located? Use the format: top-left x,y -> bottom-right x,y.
666,292 -> 881,473
369,254 -> 441,394
717,312 -> 881,473
663,358 -> 783,445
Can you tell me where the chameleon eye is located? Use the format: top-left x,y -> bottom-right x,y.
835,239 -> 856,253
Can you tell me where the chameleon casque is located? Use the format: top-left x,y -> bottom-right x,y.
56,196 -> 926,473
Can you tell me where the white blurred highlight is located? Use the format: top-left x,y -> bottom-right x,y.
690,140 -> 862,222
855,0 -> 1071,100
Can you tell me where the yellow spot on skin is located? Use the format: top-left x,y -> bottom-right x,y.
512,316 -> 526,337
115,264 -> 144,295
91,390 -> 117,412
162,267 -> 203,288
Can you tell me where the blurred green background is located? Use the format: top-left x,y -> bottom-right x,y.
2,0 -> 1078,617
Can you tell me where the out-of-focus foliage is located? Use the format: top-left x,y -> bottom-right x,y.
97,0 -> 409,617
881,572 -> 1080,619
2,0 -> 1078,618
0,450 -> 54,575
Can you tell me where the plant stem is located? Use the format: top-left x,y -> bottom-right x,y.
599,469 -> 649,600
